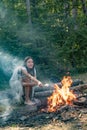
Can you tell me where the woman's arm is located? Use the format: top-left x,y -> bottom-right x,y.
21,68 -> 43,86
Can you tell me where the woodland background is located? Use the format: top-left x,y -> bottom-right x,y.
0,0 -> 87,83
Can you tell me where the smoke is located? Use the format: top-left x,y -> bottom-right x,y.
0,91 -> 12,122
0,2 -> 7,19
17,24 -> 45,44
0,49 -> 23,75
0,49 -> 23,121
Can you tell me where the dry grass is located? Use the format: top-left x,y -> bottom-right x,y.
0,121 -> 86,130
0,123 -> 79,130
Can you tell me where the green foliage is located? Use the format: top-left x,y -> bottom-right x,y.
0,0 -> 87,80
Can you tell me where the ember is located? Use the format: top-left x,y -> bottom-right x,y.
47,76 -> 77,112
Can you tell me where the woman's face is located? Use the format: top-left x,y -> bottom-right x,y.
26,58 -> 34,69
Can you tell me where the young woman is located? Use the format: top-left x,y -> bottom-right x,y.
21,56 -> 43,105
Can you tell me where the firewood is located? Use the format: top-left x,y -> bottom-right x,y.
34,81 -> 84,94
34,90 -> 53,97
71,79 -> 84,87
71,84 -> 87,91
34,86 -> 54,92
58,105 -> 69,113
76,94 -> 87,99
73,97 -> 87,106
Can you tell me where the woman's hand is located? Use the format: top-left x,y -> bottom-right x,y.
38,81 -> 43,87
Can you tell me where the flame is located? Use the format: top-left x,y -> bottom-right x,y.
47,76 -> 76,112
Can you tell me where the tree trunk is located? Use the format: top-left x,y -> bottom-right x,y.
72,0 -> 78,30
32,0 -> 38,18
64,2 -> 70,18
26,0 -> 32,25
81,0 -> 87,16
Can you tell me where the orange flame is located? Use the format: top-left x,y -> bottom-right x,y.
47,76 -> 76,112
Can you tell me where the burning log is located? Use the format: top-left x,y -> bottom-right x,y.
33,78 -> 87,112
41,83 -> 87,110
56,105 -> 69,113
44,76 -> 77,112
20,77 -> 87,113
33,80 -> 85,98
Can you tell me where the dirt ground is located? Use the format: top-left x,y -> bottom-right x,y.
0,73 -> 87,130
0,115 -> 87,130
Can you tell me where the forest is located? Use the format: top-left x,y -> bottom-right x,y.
0,1 -> 87,130
0,0 -> 87,80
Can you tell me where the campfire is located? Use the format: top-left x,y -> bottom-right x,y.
47,76 -> 77,112
0,75 -> 87,127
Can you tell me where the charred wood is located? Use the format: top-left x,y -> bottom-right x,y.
71,84 -> 87,91
74,97 -> 87,106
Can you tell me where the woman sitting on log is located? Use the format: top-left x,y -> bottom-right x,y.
10,56 -> 43,105
21,56 -> 43,105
